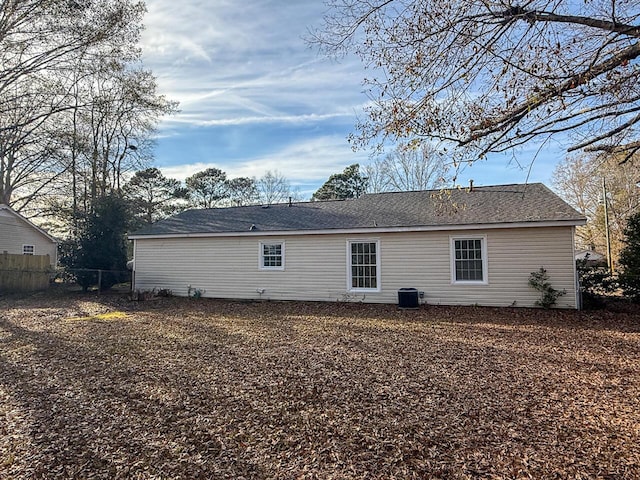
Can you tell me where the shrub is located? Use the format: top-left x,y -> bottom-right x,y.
529,267 -> 566,309
576,256 -> 617,309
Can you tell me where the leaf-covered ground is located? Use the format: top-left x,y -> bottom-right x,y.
1,292 -> 639,479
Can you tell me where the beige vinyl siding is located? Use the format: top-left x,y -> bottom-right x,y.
133,226 -> 577,308
379,227 -> 577,309
133,235 -> 348,301
0,210 -> 57,265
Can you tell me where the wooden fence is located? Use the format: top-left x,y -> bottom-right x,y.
0,253 -> 52,292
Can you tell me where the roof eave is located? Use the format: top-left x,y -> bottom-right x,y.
0,204 -> 58,244
129,218 -> 587,240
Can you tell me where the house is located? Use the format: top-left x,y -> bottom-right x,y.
129,183 -> 586,308
0,204 -> 58,266
575,249 -> 607,267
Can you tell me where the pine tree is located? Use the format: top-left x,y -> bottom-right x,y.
312,164 -> 368,201
124,168 -> 187,226
70,194 -> 131,291
619,212 -> 640,301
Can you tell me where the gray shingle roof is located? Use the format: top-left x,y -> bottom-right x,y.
130,183 -> 585,237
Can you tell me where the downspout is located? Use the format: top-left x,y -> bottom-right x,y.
131,239 -> 137,293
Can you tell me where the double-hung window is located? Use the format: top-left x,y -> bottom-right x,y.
259,242 -> 284,270
451,236 -> 488,284
22,245 -> 35,255
348,240 -> 380,291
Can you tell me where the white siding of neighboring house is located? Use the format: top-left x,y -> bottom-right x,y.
0,209 -> 58,266
132,226 -> 578,308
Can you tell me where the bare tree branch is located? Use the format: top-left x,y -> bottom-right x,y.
312,0 -> 640,163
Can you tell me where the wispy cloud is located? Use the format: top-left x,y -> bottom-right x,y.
142,0 -> 365,127
142,1 -> 556,195
137,0 -> 377,198
166,111 -> 355,127
160,135 -> 369,184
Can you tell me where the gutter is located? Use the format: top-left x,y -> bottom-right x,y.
129,219 -> 587,240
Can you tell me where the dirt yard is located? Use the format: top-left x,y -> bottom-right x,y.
1,292 -> 639,479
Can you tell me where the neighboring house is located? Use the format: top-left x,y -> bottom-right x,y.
129,183 -> 586,308
0,204 -> 58,266
575,249 -> 606,267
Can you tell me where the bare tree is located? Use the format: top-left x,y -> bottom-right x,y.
552,155 -> 602,249
363,159 -> 388,194
366,145 -> 450,193
75,65 -> 175,206
256,170 -> 297,205
311,1 -> 640,165
552,153 -> 640,265
0,0 -> 145,112
0,78 -> 68,207
0,0 -> 177,227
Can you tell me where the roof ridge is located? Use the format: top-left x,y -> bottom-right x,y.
131,182 -> 585,237
361,182 -> 542,197
184,182 -> 546,214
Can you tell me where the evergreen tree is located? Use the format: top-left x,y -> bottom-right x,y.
124,168 -> 187,226
312,164 -> 368,201
619,212 -> 640,301
226,177 -> 259,206
68,194 -> 131,291
185,168 -> 229,208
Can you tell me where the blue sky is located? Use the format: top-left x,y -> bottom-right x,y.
140,0 -> 566,198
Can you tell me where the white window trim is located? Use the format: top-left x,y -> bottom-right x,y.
22,244 -> 35,255
346,239 -> 381,293
450,235 -> 488,285
258,241 -> 285,271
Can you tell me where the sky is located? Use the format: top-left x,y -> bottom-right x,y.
139,0 -> 567,199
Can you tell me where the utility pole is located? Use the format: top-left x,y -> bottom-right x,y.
603,177 -> 613,271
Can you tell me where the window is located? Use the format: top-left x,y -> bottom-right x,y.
451,236 -> 487,284
348,240 -> 380,291
259,242 -> 284,270
22,245 -> 35,255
